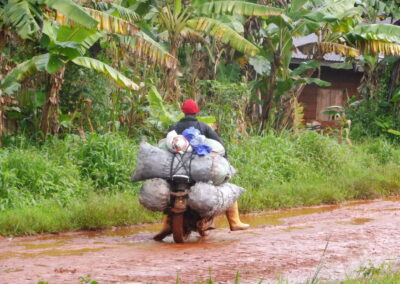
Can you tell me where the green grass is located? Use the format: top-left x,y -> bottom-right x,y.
0,191 -> 160,236
343,270 -> 400,283
230,132 -> 400,211
175,263 -> 400,284
341,263 -> 400,284
0,132 -> 399,236
189,263 -> 400,283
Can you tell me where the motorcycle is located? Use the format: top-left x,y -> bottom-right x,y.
166,174 -> 215,243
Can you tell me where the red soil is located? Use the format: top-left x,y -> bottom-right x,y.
1,197 -> 399,283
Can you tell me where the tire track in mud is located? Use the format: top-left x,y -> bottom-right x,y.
1,197 -> 399,283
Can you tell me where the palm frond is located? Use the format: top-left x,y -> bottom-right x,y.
46,0 -> 98,29
358,40 -> 400,56
158,5 -> 191,35
92,2 -> 140,22
187,17 -> 259,56
349,24 -> 400,44
71,56 -> 140,91
297,42 -> 360,58
304,0 -> 361,22
319,42 -> 360,57
4,0 -> 42,39
198,1 -> 283,17
348,24 -> 400,56
120,32 -> 179,69
56,7 -> 139,36
1,54 -> 50,94
180,27 -> 206,44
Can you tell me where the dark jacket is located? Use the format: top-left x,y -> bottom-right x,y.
169,115 -> 227,156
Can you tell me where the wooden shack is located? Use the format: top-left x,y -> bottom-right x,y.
293,34 -> 363,128
298,66 -> 362,127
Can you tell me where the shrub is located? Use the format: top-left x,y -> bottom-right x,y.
0,148 -> 88,210
361,139 -> 400,165
73,133 -> 138,190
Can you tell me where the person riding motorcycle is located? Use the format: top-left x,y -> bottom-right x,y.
154,99 -> 249,241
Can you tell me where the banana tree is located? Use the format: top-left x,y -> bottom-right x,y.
297,0 -> 400,100
1,0 -> 99,40
202,0 -> 340,132
136,0 -> 283,102
0,0 -> 99,135
1,22 -> 142,135
1,0 -> 179,135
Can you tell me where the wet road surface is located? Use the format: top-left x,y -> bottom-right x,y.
1,197 -> 399,283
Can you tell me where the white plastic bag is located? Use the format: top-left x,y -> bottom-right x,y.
204,138 -> 225,156
166,130 -> 191,154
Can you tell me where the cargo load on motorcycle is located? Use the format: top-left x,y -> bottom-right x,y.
131,126 -> 246,242
131,128 -> 245,213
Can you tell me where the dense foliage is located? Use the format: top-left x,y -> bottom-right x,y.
1,0 -> 400,138
0,0 -> 400,235
347,57 -> 400,141
1,132 -> 400,235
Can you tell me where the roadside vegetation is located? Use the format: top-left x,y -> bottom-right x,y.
343,269 -> 400,284
36,262 -> 400,283
194,263 -> 400,283
1,0 -> 400,236
1,132 -> 399,236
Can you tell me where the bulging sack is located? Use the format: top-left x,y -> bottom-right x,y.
139,178 -> 170,211
131,142 -> 235,185
188,182 -> 245,217
139,179 -> 245,215
204,138 -> 225,156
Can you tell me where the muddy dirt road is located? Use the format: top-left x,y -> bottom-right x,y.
1,197 -> 400,283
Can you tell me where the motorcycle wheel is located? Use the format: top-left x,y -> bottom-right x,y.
172,213 -> 190,243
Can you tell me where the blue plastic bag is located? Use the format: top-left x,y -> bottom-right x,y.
182,127 -> 200,142
182,127 -> 211,156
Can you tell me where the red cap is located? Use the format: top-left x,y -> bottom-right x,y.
181,99 -> 199,114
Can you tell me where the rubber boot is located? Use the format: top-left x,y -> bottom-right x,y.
153,214 -> 171,241
226,201 -> 250,231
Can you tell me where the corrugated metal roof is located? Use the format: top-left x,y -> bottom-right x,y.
292,18 -> 395,64
293,34 -> 346,63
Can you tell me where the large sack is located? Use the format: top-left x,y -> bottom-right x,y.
204,138 -> 225,156
139,178 -> 170,211
158,138 -> 169,151
131,142 -> 235,185
188,182 -> 245,217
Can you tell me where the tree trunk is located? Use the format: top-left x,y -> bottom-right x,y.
163,39 -> 181,103
282,68 -> 317,130
259,63 -> 277,133
40,66 -> 66,136
0,96 -> 4,146
387,59 -> 400,101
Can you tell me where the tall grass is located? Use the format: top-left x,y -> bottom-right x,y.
0,147 -> 90,210
229,132 -> 400,211
342,263 -> 400,284
0,191 -> 160,236
0,132 -> 399,235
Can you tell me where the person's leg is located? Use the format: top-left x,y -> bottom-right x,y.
153,214 -> 171,241
225,201 -> 250,231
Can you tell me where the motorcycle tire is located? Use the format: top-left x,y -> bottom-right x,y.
172,213 -> 190,243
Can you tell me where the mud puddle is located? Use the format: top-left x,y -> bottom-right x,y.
1,197 -> 399,283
